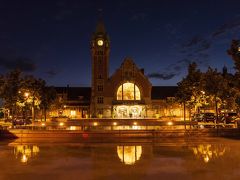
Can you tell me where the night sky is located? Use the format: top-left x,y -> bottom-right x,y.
0,0 -> 240,87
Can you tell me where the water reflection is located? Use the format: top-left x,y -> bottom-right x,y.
13,145 -> 40,163
117,146 -> 142,165
191,144 -> 226,163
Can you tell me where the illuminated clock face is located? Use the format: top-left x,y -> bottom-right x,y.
97,39 -> 104,46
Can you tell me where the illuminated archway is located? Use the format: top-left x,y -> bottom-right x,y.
117,83 -> 140,100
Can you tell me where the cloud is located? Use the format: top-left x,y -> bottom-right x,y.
182,35 -> 211,52
147,58 -> 192,80
182,35 -> 204,48
0,57 -> 36,72
45,69 -> 58,77
212,17 -> 240,38
195,40 -> 211,52
147,72 -> 177,80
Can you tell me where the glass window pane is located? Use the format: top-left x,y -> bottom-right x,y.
117,83 -> 141,100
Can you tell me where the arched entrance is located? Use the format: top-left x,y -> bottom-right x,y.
114,83 -> 145,118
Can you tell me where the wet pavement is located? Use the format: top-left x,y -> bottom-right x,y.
0,138 -> 240,180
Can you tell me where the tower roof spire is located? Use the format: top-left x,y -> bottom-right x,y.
95,8 -> 106,34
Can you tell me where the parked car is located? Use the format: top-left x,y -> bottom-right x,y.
192,113 -> 216,122
12,117 -> 32,126
203,113 -> 216,122
220,112 -> 240,124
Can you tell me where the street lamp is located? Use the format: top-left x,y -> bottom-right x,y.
24,92 -> 29,98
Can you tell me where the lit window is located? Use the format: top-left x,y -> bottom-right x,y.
70,110 -> 76,116
117,83 -> 140,100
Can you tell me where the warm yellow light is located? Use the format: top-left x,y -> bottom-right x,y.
97,39 -> 104,46
14,145 -> 40,163
238,47 -> 240,52
69,126 -> 76,130
24,92 -> 29,97
113,122 -> 117,126
93,122 -> 98,126
133,122 -> 137,125
59,122 -> 64,126
63,105 -> 67,108
41,123 -> 45,126
117,83 -> 141,100
204,156 -> 209,163
132,125 -> 141,130
191,144 -> 226,163
167,121 -> 173,126
117,146 -> 142,165
201,91 -> 205,95
70,110 -> 76,116
21,154 -> 28,163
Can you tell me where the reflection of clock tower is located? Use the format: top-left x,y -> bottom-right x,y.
90,19 -> 110,117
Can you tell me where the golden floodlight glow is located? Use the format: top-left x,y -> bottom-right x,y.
113,122 -> 117,126
191,144 -> 226,163
21,154 -> 28,163
59,122 -> 64,126
167,121 -> 173,126
117,146 -> 142,165
133,122 -> 137,125
97,39 -> 104,46
41,123 -> 45,126
93,122 -> 98,126
14,145 -> 40,164
69,126 -> 76,130
24,92 -> 29,97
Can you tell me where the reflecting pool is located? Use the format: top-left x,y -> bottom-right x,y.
1,138 -> 240,180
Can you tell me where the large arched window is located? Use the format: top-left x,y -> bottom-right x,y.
117,83 -> 141,100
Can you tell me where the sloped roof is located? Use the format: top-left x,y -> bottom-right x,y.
55,87 -> 91,101
151,86 -> 178,99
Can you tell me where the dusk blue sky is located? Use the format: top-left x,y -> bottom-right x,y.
0,0 -> 240,86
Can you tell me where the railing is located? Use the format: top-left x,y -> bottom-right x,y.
6,119 -> 238,131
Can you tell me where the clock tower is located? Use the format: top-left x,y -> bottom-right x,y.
90,19 -> 110,117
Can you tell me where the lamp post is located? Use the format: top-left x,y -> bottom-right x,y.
24,91 -> 35,122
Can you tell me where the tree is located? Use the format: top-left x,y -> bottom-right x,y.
227,39 -> 240,75
0,69 -> 23,118
40,86 -> 57,121
22,75 -> 46,121
176,62 -> 203,121
202,67 -> 228,120
227,39 -> 240,111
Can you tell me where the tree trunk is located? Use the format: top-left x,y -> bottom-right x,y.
32,99 -> 35,122
183,102 -> 186,129
215,95 -> 218,122
44,108 -> 47,122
